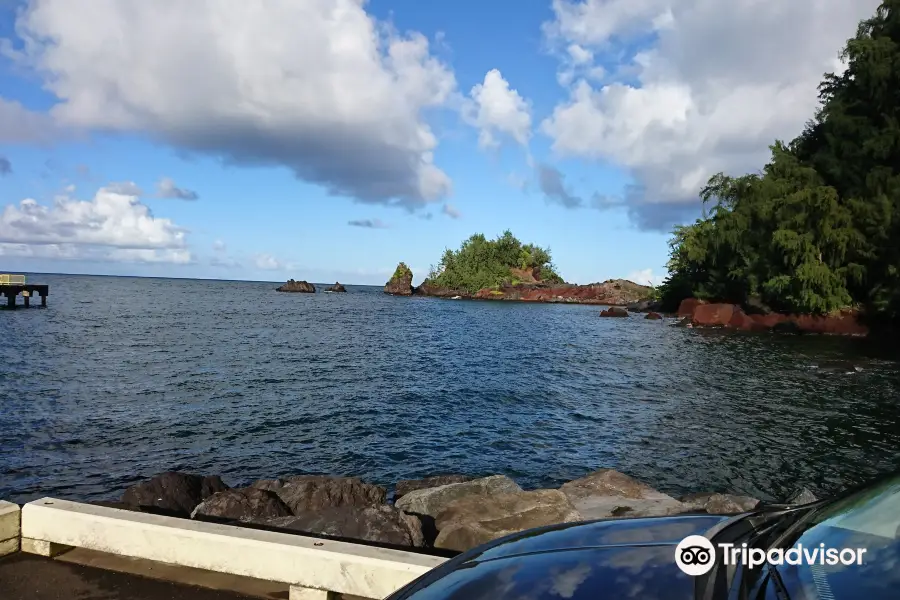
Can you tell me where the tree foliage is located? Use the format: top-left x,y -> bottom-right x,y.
426,230 -> 564,293
390,262 -> 413,282
659,0 -> 900,320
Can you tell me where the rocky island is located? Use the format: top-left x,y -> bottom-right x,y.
324,282 -> 347,293
385,231 -> 654,306
276,279 -> 315,293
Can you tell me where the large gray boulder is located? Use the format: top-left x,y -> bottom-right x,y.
263,506 -> 425,547
274,476 -> 386,514
191,488 -> 292,521
122,472 -> 229,517
434,489 -> 581,552
560,469 -> 685,520
395,475 -> 522,519
394,475 -> 473,500
679,493 -> 761,514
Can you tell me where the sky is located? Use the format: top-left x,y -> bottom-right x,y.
0,0 -> 882,285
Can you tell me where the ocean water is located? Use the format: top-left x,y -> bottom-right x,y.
2,273 -> 900,504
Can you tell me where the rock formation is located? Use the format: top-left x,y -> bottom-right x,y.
121,471 -> 229,517
394,475 -> 472,500
191,487 -> 292,521
324,282 -> 347,293
384,263 -> 414,296
276,279 -> 315,293
600,307 -> 629,317
678,299 -> 868,336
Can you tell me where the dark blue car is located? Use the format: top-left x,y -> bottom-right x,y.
387,473 -> 900,599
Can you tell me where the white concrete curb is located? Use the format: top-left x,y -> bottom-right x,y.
0,500 -> 21,557
21,498 -> 445,599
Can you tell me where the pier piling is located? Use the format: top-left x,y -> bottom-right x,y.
1,275 -> 49,309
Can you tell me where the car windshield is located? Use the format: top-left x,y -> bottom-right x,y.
768,474 -> 900,598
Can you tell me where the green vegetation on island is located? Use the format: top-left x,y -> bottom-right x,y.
659,0 -> 900,328
425,230 -> 564,294
390,262 -> 413,283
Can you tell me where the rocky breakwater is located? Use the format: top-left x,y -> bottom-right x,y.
112,469 -> 780,554
276,279 -> 316,293
677,298 -> 868,336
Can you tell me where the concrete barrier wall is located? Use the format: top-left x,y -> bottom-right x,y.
21,498 -> 445,599
0,501 -> 21,557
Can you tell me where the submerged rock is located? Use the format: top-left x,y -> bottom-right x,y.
433,489 -> 582,551
276,279 -> 315,293
560,469 -> 685,520
645,312 -> 663,320
274,475 -> 386,514
600,307 -> 629,317
324,282 -> 347,293
263,505 -> 426,547
122,472 -> 229,517
191,487 -> 292,521
395,475 -> 523,519
395,475 -> 473,500
384,263 -> 414,296
679,493 -> 761,514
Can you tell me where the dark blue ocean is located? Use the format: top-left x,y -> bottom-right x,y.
2,274 -> 899,504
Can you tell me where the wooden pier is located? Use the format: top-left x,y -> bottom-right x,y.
0,275 -> 49,309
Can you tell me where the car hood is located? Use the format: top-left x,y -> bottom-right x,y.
389,514 -> 730,600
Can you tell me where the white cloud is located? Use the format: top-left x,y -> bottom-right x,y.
0,185 -> 187,251
348,218 -> 389,229
254,254 -> 283,270
442,203 -> 461,219
625,268 -> 666,287
542,0 -> 881,229
8,0 -> 457,209
105,181 -> 143,196
0,96 -> 60,142
157,177 -> 198,200
465,69 -> 532,149
212,240 -> 227,253
0,243 -> 192,264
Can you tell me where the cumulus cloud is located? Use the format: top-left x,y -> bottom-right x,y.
465,69 -> 532,149
0,156 -> 10,175
442,203 -> 461,219
537,164 -> 582,209
0,96 -> 59,142
348,218 -> 389,229
212,240 -> 227,253
542,0 -> 881,230
157,177 -> 199,200
625,268 -> 666,287
254,254 -> 283,270
0,184 -> 190,263
8,0 -> 457,209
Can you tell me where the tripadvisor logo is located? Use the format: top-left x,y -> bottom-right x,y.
674,535 -> 867,576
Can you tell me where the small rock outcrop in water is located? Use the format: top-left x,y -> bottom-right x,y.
433,489 -> 581,551
645,312 -> 663,320
192,487 -> 292,521
384,263 -> 414,296
395,475 -> 473,500
263,506 -> 426,547
276,279 -> 316,293
600,307 -> 629,317
324,282 -> 347,293
121,472 -> 229,517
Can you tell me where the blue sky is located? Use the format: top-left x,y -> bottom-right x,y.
0,0 -> 878,284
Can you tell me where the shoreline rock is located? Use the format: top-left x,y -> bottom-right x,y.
324,282 -> 347,293
116,469 -> 769,553
421,279 -> 652,306
276,279 -> 315,293
677,299 -> 868,336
